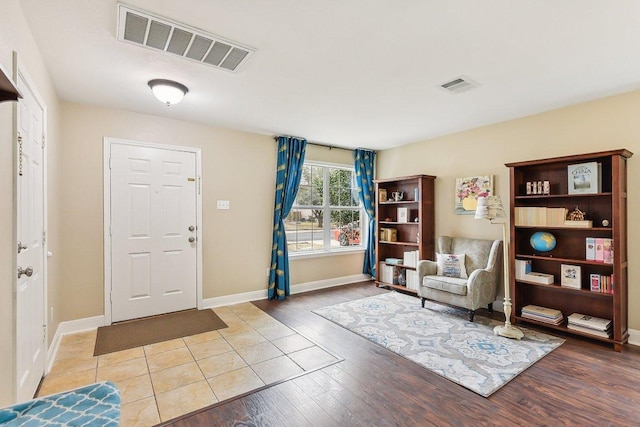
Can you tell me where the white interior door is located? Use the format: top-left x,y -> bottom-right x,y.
15,65 -> 46,402
109,142 -> 198,322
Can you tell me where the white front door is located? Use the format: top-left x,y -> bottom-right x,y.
15,65 -> 46,402
109,142 -> 198,322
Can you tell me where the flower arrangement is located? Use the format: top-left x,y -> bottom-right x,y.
455,175 -> 494,214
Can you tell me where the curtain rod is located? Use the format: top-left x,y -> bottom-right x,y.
272,136 -> 375,153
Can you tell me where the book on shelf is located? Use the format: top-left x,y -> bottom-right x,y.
379,263 -> 399,284
603,238 -> 613,264
560,264 -> 581,289
567,323 -> 612,338
589,274 -> 614,294
515,259 -> 532,280
380,228 -> 397,242
521,312 -> 565,325
402,250 -> 420,268
585,237 -> 596,260
595,238 -> 604,262
384,257 -> 402,265
521,271 -> 554,285
567,161 -> 601,195
405,269 -> 420,291
514,207 -> 567,227
567,313 -> 612,331
521,304 -> 564,325
563,220 -> 593,228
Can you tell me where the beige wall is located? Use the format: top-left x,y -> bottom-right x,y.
0,0 -> 62,406
59,104 -> 365,321
377,89 -> 640,329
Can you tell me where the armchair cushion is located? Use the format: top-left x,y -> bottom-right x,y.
436,253 -> 468,279
422,275 -> 468,295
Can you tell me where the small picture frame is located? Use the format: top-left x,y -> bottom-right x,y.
378,189 -> 387,203
397,207 -> 408,223
560,264 -> 582,289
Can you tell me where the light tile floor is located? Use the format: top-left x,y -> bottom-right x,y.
38,302 -> 340,426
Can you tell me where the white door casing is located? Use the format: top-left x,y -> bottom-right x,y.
104,139 -> 202,323
15,58 -> 47,403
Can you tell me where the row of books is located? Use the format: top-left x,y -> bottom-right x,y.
521,305 -> 564,325
405,269 -> 420,291
379,262 -> 420,290
380,228 -> 398,242
567,313 -> 612,338
590,274 -> 614,294
586,238 -> 613,264
514,207 -> 592,228
403,250 -> 420,268
379,263 -> 399,284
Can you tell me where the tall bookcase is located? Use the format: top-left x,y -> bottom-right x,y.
506,149 -> 632,351
374,175 -> 436,293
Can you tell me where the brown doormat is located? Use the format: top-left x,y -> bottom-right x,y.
94,309 -> 227,356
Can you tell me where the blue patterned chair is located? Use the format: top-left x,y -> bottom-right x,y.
0,381 -> 120,426
417,236 -> 502,322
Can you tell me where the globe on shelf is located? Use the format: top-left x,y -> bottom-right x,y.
530,231 -> 556,252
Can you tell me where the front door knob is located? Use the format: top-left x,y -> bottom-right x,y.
188,237 -> 196,243
17,241 -> 27,254
188,226 -> 195,232
18,266 -> 33,278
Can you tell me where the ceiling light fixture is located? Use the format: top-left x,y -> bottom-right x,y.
148,79 -> 188,106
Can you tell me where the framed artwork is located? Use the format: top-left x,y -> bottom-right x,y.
455,175 -> 494,215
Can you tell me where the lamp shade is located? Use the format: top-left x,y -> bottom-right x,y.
474,195 -> 506,221
148,79 -> 188,106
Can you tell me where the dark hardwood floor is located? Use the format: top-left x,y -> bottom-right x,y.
163,282 -> 640,426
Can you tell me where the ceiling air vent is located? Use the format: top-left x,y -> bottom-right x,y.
117,3 -> 255,73
439,76 -> 479,94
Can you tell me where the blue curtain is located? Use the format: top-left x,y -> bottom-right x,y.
354,149 -> 376,278
268,136 -> 307,300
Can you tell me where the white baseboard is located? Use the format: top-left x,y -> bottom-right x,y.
202,273 -> 371,308
46,315 -> 105,374
628,328 -> 640,347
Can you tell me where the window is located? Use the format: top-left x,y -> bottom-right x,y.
286,162 -> 364,254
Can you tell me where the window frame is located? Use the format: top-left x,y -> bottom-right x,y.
287,160 -> 367,257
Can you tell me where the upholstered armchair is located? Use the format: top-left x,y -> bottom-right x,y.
417,236 -> 502,321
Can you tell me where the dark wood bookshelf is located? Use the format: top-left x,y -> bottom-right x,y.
507,149 -> 632,351
374,175 -> 436,293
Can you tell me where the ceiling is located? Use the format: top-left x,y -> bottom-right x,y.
17,0 -> 640,150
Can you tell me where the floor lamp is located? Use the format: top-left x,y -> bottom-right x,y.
475,196 -> 524,340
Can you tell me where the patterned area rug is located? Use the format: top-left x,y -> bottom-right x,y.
313,291 -> 564,397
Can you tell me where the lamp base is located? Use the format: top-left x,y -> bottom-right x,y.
493,324 -> 524,340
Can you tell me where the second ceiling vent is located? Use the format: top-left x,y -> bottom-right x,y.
117,3 -> 255,73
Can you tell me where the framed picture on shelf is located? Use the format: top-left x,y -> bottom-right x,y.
454,175 -> 493,215
560,264 -> 582,289
397,207 -> 408,223
567,162 -> 601,194
378,189 -> 387,203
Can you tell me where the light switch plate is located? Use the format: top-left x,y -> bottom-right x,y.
217,200 -> 230,209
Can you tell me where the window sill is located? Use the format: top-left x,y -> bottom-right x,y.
289,248 -> 366,260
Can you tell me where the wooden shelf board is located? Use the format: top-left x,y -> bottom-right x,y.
514,226 -> 611,231
379,241 -> 419,247
379,221 -> 419,225
515,316 -> 618,345
515,254 -> 615,267
376,281 -> 417,293
379,200 -> 419,205
515,280 -> 614,298
515,192 -> 612,199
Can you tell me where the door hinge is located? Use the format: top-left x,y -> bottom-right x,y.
42,230 -> 46,244
43,324 -> 47,340
198,176 -> 201,195
109,158 -> 112,169
42,135 -> 45,148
